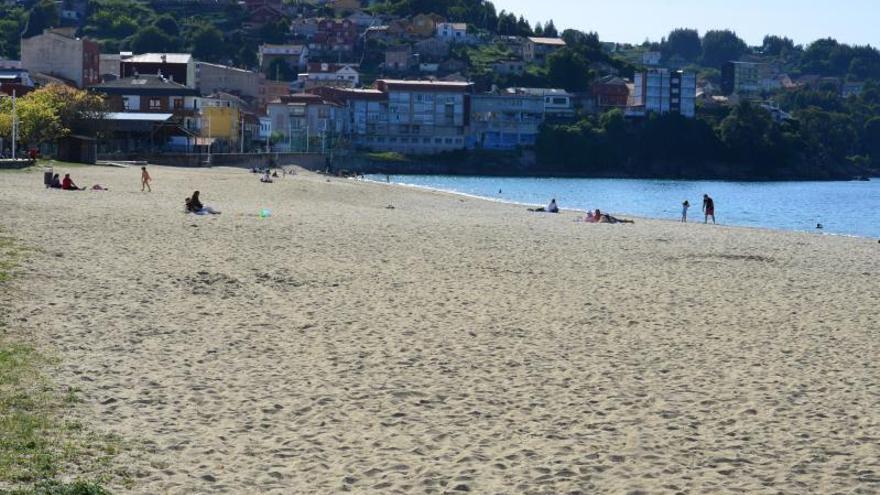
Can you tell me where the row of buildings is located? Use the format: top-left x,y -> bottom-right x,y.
2,27 -> 702,156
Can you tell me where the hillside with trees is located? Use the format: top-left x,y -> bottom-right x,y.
1,0 -> 878,178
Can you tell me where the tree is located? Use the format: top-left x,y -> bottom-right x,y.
516,15 -> 531,36
663,28 -> 701,63
0,84 -> 105,146
547,48 -> 592,92
130,25 -> 178,53
701,30 -> 747,68
496,11 -> 516,36
22,0 -> 59,38
543,20 -> 558,38
801,38 -> 853,76
153,14 -> 180,37
258,18 -> 290,45
188,24 -> 227,63
762,35 -> 796,57
265,58 -> 297,81
864,117 -> 880,166
533,22 -> 543,36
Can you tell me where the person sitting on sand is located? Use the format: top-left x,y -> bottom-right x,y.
260,170 -> 273,183
529,199 -> 560,213
185,191 -> 221,215
61,174 -> 83,191
49,173 -> 62,189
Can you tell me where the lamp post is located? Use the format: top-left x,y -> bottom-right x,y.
11,89 -> 17,160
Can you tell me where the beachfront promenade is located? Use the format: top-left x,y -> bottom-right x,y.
1,165 -> 878,493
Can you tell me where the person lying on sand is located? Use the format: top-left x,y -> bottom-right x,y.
61,174 -> 84,191
591,209 -> 634,224
185,191 -> 221,215
529,199 -> 560,213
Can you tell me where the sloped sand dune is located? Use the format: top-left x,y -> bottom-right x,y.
1,165 -> 878,494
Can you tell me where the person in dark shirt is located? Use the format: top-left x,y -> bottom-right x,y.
702,194 -> 715,224
185,191 -> 220,215
49,174 -> 62,189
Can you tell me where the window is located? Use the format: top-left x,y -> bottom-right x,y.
173,98 -> 183,109
149,98 -> 161,110
122,97 -> 132,110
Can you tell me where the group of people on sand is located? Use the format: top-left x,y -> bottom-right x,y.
252,167 -> 282,183
530,194 -> 718,225
530,199 -> 634,224
48,173 -> 84,190
681,194 -> 716,224
47,173 -> 109,191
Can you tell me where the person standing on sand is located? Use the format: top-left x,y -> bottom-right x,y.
702,194 -> 715,224
141,167 -> 152,192
681,200 -> 690,223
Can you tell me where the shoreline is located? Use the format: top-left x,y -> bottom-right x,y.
362,175 -> 876,240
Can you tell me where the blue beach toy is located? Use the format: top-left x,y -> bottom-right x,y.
260,208 -> 272,218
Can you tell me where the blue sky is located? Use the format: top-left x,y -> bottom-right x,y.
495,0 -> 878,47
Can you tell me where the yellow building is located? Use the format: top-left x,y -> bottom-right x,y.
200,105 -> 241,149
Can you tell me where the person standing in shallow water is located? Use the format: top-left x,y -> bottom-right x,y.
702,194 -> 715,224
141,166 -> 152,192
681,200 -> 690,223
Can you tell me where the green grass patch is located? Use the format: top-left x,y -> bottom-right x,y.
0,233 -> 123,493
365,151 -> 411,163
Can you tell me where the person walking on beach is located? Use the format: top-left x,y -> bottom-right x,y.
681,200 -> 690,223
702,194 -> 715,224
141,166 -> 152,192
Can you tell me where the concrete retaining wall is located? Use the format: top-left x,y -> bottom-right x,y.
0,159 -> 32,170
97,152 -> 330,170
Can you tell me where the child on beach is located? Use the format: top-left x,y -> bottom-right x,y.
682,200 -> 690,223
141,167 -> 152,192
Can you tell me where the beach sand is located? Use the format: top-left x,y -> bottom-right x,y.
1,164 -> 878,494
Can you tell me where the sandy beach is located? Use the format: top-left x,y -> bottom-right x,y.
1,164 -> 878,494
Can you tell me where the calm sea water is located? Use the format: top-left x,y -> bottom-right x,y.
367,175 -> 880,239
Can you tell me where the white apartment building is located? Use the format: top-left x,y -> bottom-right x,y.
630,69 -> 696,118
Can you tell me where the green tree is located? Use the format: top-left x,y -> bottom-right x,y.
701,30 -> 747,68
547,48 -> 592,92
761,35 -> 796,57
258,18 -> 290,45
188,24 -> 226,63
265,58 -> 297,81
130,25 -> 178,53
22,0 -> 59,38
663,28 -> 701,64
543,20 -> 557,37
0,84 -> 105,146
533,22 -> 543,37
864,117 -> 880,166
153,14 -> 180,37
